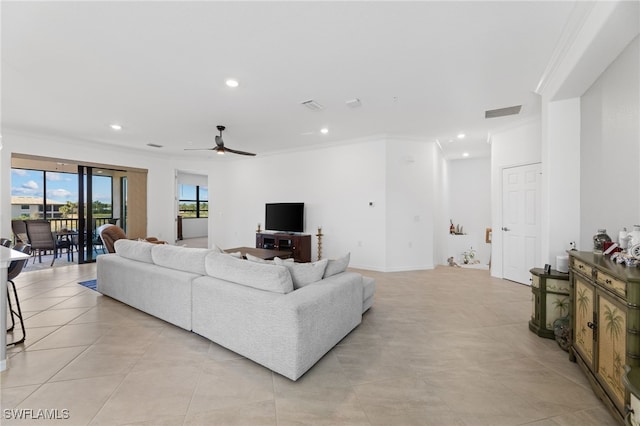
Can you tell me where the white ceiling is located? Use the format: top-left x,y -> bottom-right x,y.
1,1 -> 577,160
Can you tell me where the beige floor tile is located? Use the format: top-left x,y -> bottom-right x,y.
91,365 -> 201,424
6,326 -> 61,354
275,392 -> 370,426
27,322 -> 114,351
187,358 -> 274,413
4,375 -> 124,426
50,292 -> 102,309
184,399 -> 276,426
16,297 -> 69,312
23,307 -> 92,328
1,263 -> 623,425
1,346 -> 88,388
0,384 -> 39,410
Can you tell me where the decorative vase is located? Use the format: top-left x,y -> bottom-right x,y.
593,229 -> 611,254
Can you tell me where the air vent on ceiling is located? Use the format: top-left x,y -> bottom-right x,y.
300,99 -> 324,111
485,105 -> 522,119
345,98 -> 361,108
146,143 -> 163,148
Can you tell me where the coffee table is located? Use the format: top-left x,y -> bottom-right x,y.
224,247 -> 292,260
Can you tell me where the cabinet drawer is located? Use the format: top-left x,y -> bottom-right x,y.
572,258 -> 592,276
596,271 -> 626,298
531,275 -> 540,288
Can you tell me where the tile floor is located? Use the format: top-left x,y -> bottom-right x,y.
1,263 -> 618,425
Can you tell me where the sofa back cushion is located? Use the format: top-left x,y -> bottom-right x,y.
151,244 -> 213,275
114,239 -> 154,263
205,252 -> 294,294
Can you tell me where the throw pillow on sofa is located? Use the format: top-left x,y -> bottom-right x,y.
323,252 -> 350,278
205,252 -> 294,294
245,254 -> 295,264
274,258 -> 329,289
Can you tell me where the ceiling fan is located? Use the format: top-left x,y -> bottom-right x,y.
185,125 -> 256,156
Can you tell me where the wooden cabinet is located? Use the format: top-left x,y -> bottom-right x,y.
529,268 -> 570,339
255,232 -> 311,263
569,251 -> 640,423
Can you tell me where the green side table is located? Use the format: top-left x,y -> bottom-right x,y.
529,267 -> 570,339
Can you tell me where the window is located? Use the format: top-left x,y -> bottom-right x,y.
11,167 -> 113,222
179,184 -> 208,218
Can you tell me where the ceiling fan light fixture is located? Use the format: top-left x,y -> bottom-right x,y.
225,79 -> 239,88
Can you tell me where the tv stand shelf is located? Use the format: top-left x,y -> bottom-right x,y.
256,232 -> 311,263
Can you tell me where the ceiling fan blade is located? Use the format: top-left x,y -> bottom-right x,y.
184,147 -> 215,151
224,147 -> 257,156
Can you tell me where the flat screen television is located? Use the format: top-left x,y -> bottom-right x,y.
265,203 -> 304,233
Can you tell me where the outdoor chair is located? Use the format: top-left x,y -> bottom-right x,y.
1,238 -> 11,247
25,220 -> 72,266
11,220 -> 29,245
7,243 -> 31,346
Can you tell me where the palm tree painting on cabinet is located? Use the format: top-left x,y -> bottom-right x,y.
599,299 -> 625,404
575,282 -> 594,363
547,296 -> 569,329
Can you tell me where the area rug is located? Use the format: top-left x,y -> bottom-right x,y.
78,279 -> 97,291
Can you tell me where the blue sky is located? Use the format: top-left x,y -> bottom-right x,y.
11,169 -> 113,204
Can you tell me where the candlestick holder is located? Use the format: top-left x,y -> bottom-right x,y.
316,227 -> 323,260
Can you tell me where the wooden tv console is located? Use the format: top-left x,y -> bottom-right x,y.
255,232 -> 311,263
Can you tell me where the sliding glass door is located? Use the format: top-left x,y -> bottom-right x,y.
77,166 -> 117,263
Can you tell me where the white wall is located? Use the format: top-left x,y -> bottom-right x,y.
208,136 -> 444,271
490,120 -> 542,278
208,138 -> 389,270
446,157 -> 491,265
538,1 -> 639,266
385,138 -> 440,271
542,98 -> 581,262
579,35 -> 640,250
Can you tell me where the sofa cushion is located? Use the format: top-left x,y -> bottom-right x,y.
114,239 -> 154,263
151,244 -> 214,275
274,258 -> 329,289
323,253 -> 350,278
205,252 -> 294,294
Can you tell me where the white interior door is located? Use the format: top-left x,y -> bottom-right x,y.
502,163 -> 541,285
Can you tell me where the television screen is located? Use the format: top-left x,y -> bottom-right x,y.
265,203 -> 304,233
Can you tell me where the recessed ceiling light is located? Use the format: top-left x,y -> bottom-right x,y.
110,124 -> 122,131
320,128 -> 329,134
225,79 -> 239,88
462,152 -> 470,157
457,133 -> 465,139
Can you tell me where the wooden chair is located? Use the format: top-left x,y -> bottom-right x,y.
7,243 -> 31,346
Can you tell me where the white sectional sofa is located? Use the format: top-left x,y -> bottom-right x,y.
96,240 -> 375,381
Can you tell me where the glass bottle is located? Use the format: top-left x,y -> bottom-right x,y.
593,229 -> 611,254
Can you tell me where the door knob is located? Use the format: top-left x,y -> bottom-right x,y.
501,227 -> 510,231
